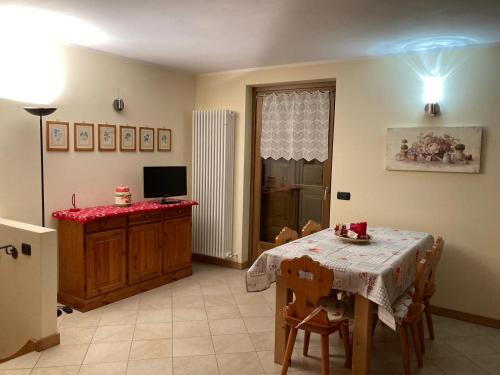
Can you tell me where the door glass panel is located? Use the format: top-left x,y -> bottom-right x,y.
259,158 -> 324,244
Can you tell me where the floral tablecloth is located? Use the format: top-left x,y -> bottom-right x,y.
52,200 -> 198,224
246,227 -> 434,330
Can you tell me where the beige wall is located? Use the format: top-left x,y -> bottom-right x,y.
0,45 -> 195,228
0,218 -> 57,358
195,44 -> 500,319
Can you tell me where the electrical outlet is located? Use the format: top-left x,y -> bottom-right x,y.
337,192 -> 351,200
21,243 -> 31,256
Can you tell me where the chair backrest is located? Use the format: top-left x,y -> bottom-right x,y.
412,257 -> 432,306
275,227 -> 299,245
426,237 -> 444,290
280,256 -> 333,324
301,220 -> 322,237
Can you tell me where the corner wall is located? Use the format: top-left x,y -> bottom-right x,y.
195,44 -> 500,320
0,218 -> 57,359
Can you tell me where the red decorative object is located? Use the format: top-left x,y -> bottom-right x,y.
349,222 -> 367,237
335,221 -> 370,241
53,200 -> 198,224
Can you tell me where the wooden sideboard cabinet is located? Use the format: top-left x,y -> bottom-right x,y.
57,205 -> 193,311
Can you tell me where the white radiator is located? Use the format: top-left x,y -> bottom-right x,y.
192,109 -> 235,259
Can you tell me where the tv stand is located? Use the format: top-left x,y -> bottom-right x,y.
54,201 -> 196,312
161,198 -> 181,205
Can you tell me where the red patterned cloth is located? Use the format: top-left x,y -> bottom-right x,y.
52,200 -> 198,224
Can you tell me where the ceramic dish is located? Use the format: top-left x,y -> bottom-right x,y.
335,234 -> 371,244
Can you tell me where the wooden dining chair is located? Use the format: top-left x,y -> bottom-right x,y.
275,227 -> 299,245
280,256 -> 351,375
301,220 -> 322,237
423,237 -> 444,340
391,257 -> 432,375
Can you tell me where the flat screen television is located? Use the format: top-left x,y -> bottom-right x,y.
144,166 -> 187,203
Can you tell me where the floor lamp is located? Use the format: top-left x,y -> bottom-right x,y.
24,107 -> 57,227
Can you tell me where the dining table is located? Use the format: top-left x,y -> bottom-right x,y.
246,226 -> 434,375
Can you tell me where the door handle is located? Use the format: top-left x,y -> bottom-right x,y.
323,186 -> 330,201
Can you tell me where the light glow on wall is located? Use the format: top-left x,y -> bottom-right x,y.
0,6 -> 108,104
423,75 -> 444,103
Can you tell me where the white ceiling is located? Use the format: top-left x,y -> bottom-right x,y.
6,0 -> 500,73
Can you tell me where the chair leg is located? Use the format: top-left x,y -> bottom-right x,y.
411,322 -> 423,368
341,323 -> 352,369
303,331 -> 311,356
281,326 -> 298,375
399,326 -> 411,375
418,318 -> 425,354
320,334 -> 329,375
424,299 -> 435,340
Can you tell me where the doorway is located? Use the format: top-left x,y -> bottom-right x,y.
249,82 -> 336,262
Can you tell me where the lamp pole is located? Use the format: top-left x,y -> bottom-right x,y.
24,107 -> 57,227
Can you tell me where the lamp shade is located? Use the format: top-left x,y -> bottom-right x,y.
24,107 -> 57,117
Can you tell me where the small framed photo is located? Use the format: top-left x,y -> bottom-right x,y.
46,121 -> 69,151
98,124 -> 116,151
139,127 -> 155,151
157,128 -> 172,151
120,126 -> 136,151
74,123 -> 94,151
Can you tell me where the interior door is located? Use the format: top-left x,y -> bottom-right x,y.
250,84 -> 335,261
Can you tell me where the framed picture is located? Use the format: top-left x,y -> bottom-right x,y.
46,121 -> 69,151
386,127 -> 482,173
139,127 -> 155,151
74,123 -> 94,151
120,126 -> 136,151
98,124 -> 116,151
157,128 -> 172,151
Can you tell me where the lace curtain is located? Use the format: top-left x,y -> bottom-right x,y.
261,91 -> 330,162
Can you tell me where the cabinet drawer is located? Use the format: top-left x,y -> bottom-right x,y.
164,207 -> 191,218
129,211 -> 163,225
164,206 -> 191,219
85,216 -> 127,233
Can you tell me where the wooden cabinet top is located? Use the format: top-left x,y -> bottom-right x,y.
52,200 -> 198,224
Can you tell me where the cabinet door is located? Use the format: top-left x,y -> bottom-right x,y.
164,216 -> 192,272
129,222 -> 163,284
86,229 -> 126,298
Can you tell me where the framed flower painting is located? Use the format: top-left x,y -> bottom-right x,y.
46,121 -> 69,151
157,128 -> 172,151
74,123 -> 94,151
120,126 -> 136,151
98,124 -> 117,151
139,127 -> 155,151
386,127 -> 482,173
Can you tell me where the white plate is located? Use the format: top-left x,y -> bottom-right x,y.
335,234 -> 371,244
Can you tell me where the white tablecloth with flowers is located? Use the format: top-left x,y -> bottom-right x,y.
246,227 -> 434,330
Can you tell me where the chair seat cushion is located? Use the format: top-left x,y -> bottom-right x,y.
320,297 -> 354,321
392,290 -> 414,325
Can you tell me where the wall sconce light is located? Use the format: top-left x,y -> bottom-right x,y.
423,76 -> 443,116
113,89 -> 124,112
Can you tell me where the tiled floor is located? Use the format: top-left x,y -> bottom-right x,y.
1,262 -> 499,375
